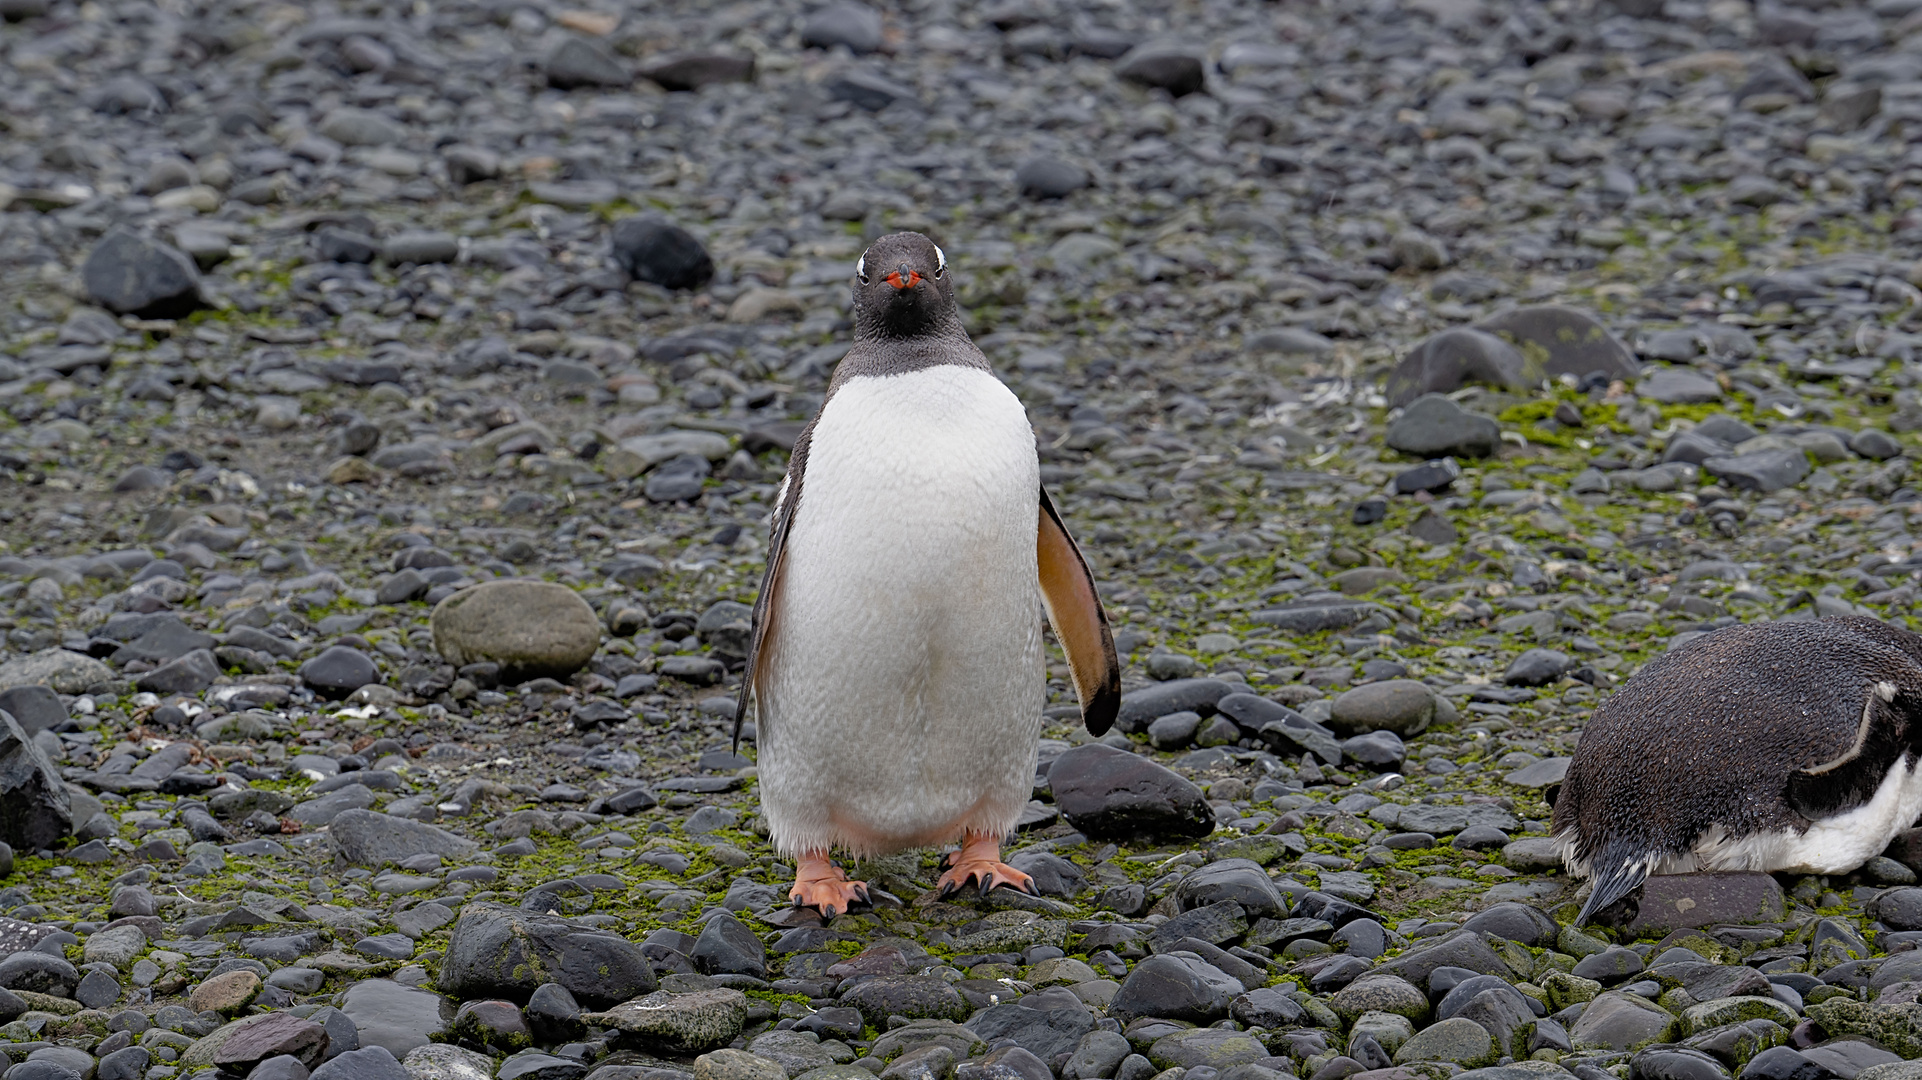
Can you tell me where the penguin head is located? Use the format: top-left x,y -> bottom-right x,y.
852,232 -> 957,339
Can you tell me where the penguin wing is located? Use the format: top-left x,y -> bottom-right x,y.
733,426 -> 814,751
1037,485 -> 1121,736
1786,675 -> 1922,820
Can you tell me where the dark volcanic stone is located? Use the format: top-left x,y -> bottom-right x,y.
1341,731 -> 1406,772
215,1013 -> 332,1072
1703,449 -> 1811,493
309,1046 -> 408,1080
1385,328 -> 1532,408
1629,1046 -> 1729,1080
0,688 -> 65,736
637,52 -> 756,91
1459,904 -> 1557,947
544,36 -> 629,89
450,1000 -> 532,1053
0,711 -> 72,851
838,976 -> 969,1026
439,903 -> 655,1007
1249,598 -> 1389,634
135,648 -> 221,694
299,647 -> 379,700
1113,679 -> 1235,734
0,950 -> 76,996
1108,953 -> 1241,1024
1387,395 -> 1501,458
524,984 -> 584,1045
82,228 -> 206,318
690,912 -> 766,979
1607,874 -> 1786,936
965,1000 -> 1095,1062
1394,458 -> 1463,494
1474,305 -> 1640,384
1116,46 -> 1206,96
800,2 -> 883,53
329,809 -> 478,867
1047,743 -> 1215,840
1015,157 -> 1091,199
1504,649 -> 1574,687
1175,859 -> 1286,917
611,216 -> 714,291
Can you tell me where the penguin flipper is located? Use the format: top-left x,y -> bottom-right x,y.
1786,677 -> 1918,821
735,427 -> 815,752
1037,485 -> 1121,737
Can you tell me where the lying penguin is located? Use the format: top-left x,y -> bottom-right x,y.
735,232 -> 1120,916
1555,615 -> 1922,925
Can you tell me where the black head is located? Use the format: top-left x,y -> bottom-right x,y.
851,232 -> 959,340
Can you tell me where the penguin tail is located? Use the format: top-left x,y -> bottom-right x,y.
731,675 -> 753,754
1572,837 -> 1658,927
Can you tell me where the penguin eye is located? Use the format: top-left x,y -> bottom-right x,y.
932,245 -> 946,278
855,252 -> 869,285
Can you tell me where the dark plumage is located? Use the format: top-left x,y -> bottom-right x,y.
1554,616 -> 1922,925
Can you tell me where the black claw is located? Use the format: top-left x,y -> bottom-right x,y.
937,880 -> 958,900
1020,878 -> 1040,897
978,875 -> 993,898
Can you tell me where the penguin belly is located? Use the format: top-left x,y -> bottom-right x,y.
758,366 -> 1045,859
1689,753 -> 1922,874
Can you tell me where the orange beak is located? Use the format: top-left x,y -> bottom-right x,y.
885,269 -> 921,290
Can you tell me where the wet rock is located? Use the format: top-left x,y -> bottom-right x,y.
840,976 -> 969,1026
440,903 -> 655,1007
1608,874 -> 1786,936
1570,992 -> 1679,1052
1392,1017 -> 1495,1068
1047,743 -> 1215,840
585,989 -> 747,1054
329,810 -> 478,867
340,979 -> 443,1059
1108,953 -> 1242,1025
215,1013 -> 331,1072
0,710 -> 71,851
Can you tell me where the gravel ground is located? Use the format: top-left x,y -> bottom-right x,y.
7,1 -> 1922,1080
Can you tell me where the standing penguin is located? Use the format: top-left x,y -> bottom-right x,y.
1555,615 -> 1922,925
734,232 -> 1120,916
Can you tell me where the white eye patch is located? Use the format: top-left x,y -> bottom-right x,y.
933,245 -> 946,272
855,251 -> 868,282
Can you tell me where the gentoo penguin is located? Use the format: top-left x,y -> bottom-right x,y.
1555,615 -> 1922,925
733,232 -> 1121,916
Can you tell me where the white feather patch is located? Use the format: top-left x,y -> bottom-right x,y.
933,244 -> 946,272
855,251 -> 867,282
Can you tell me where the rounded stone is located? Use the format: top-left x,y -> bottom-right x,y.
190,970 -> 262,1015
1327,680 -> 1435,738
1329,975 -> 1430,1025
298,647 -> 380,700
431,581 -> 603,682
1391,1016 -> 1496,1068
